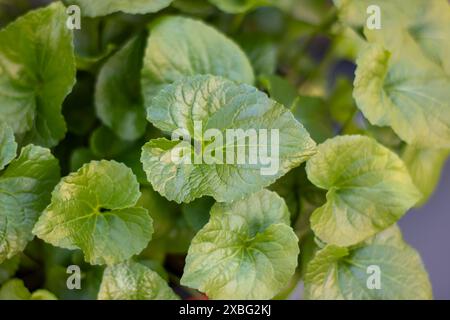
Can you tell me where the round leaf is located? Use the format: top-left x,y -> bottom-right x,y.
306,135 -> 421,246
141,16 -> 254,99
354,44 -> 450,148
181,190 -> 299,299
33,160 -> 153,265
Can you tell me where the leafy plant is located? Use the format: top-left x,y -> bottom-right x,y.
0,0 -> 448,300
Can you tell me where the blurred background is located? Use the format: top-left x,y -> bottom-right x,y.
399,161 -> 450,299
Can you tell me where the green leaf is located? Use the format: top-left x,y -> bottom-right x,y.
238,36 -> 278,76
141,16 -> 254,99
0,145 -> 60,263
68,0 -> 173,17
0,279 -> 31,300
181,189 -> 299,299
0,2 -> 76,147
98,260 -> 179,300
182,197 -> 214,232
0,256 -> 20,285
208,0 -> 269,13
141,75 -> 316,203
33,160 -> 153,265
259,74 -> 298,109
306,135 -> 421,246
95,35 -> 147,141
0,279 -> 57,300
69,147 -> 97,172
89,126 -> 130,158
30,289 -> 58,300
335,0 -> 450,74
304,225 -> 432,300
402,145 -> 449,206
291,96 -> 335,144
0,121 -> 17,171
353,43 -> 450,149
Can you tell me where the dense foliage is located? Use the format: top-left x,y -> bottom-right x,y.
0,0 -> 448,300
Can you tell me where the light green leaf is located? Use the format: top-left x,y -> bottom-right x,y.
208,0 -> 269,13
181,189 -> 299,300
305,225 -> 432,300
95,35 -> 147,141
68,0 -> 173,17
30,289 -> 58,300
182,197 -> 214,232
0,279 -> 57,300
0,145 -> 60,263
0,2 -> 76,147
141,75 -> 316,203
306,135 -> 421,246
402,145 -> 449,206
0,121 -> 16,171
0,256 -> 20,285
335,0 -> 450,74
69,147 -> 97,172
33,160 -> 153,265
353,43 -> 450,149
0,279 -> 31,300
141,16 -> 254,99
291,96 -> 334,144
89,126 -> 130,158
98,260 -> 179,300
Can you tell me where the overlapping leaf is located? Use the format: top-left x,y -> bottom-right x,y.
141,75 -> 316,203
0,145 -> 60,263
95,35 -> 147,141
141,16 -> 254,100
68,0 -> 173,16
0,2 -> 76,147
306,135 -> 421,246
98,260 -> 179,300
33,160 -> 153,265
181,190 -> 299,299
304,225 -> 432,300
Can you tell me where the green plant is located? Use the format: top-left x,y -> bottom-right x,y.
0,0 -> 448,300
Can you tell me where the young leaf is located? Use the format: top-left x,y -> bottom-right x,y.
0,121 -> 17,171
95,35 -> 147,141
353,43 -> 450,149
141,16 -> 254,99
98,260 -> 179,300
402,145 -> 449,206
181,189 -> 299,300
304,225 -> 432,300
33,160 -> 153,265
0,2 -> 76,147
141,75 -> 316,203
306,135 -> 421,246
68,0 -> 173,17
0,145 -> 60,263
